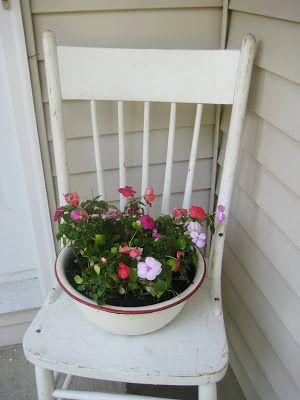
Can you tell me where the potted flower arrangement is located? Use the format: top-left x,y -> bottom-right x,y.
54,186 -> 225,335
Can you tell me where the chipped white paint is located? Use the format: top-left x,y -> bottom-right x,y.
43,31 -> 70,204
24,279 -> 228,386
209,34 -> 256,314
25,30 -> 255,399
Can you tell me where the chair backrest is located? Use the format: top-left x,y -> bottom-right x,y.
43,30 -> 255,311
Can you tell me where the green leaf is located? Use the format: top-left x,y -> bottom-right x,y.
119,286 -> 126,295
129,268 -> 138,281
74,275 -> 83,284
153,279 -> 168,293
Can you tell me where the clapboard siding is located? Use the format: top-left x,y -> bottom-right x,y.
229,0 -> 300,24
223,275 -> 299,400
224,241 -> 300,387
227,12 -> 300,84
230,187 -> 300,298
31,0 -> 223,14
221,111 -> 300,197
226,216 -> 300,347
218,148 -> 300,249
228,343 -> 260,400
224,310 -> 278,400
222,4 -> 300,399
33,9 -> 221,61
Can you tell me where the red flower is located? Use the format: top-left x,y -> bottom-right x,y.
64,192 -> 79,206
174,251 -> 183,272
118,186 -> 136,198
144,186 -> 155,205
189,205 -> 206,220
118,262 -> 130,279
139,215 -> 156,230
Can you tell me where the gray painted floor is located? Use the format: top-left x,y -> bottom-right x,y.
0,344 -> 245,400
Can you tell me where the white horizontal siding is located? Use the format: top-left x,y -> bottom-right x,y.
224,235 -> 300,385
221,4 -> 300,399
33,8 -> 221,61
227,11 -> 300,83
31,0 -> 223,14
224,310 -> 278,400
224,274 -> 299,400
228,343 -> 260,400
229,0 -> 300,23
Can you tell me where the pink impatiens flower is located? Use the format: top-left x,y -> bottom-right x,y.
216,205 -> 226,224
137,257 -> 162,281
186,221 -> 206,249
172,207 -> 187,219
119,246 -> 143,259
139,214 -> 156,230
70,209 -> 88,223
64,192 -> 79,207
54,206 -> 64,221
144,186 -> 155,206
118,186 -> 136,198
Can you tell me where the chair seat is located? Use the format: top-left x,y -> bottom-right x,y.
23,276 -> 228,386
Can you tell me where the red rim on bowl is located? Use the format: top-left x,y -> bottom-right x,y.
55,248 -> 206,315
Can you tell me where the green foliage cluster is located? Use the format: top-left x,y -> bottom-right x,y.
55,196 -> 215,306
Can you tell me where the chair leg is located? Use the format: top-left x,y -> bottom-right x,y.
35,366 -> 55,400
198,383 -> 217,400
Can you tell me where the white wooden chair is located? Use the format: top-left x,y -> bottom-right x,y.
23,31 -> 255,400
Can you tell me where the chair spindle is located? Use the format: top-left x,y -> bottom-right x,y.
141,101 -> 150,197
118,101 -> 126,211
90,100 -> 106,200
182,103 -> 203,209
161,102 -> 176,214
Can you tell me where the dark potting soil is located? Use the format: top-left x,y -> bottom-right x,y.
65,257 -> 196,307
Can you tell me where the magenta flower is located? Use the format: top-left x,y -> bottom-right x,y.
152,228 -> 161,238
70,209 -> 88,223
54,206 -> 64,221
91,213 -> 100,219
186,221 -> 206,249
137,257 -> 162,281
139,215 -> 156,230
216,205 -> 226,224
106,210 -> 122,220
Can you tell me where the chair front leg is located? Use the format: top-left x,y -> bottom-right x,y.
198,383 -> 217,400
35,366 -> 55,400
